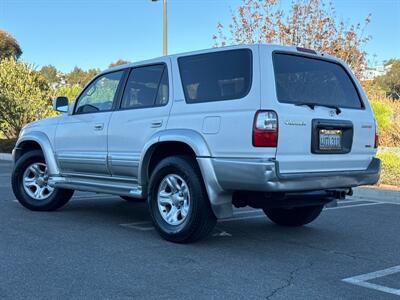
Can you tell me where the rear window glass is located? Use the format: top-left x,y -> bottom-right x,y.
273,53 -> 363,109
178,49 -> 252,103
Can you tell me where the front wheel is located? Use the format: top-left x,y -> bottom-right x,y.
263,205 -> 323,227
11,150 -> 74,211
147,155 -> 216,243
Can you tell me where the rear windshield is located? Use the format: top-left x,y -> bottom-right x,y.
178,49 -> 252,103
273,53 -> 363,109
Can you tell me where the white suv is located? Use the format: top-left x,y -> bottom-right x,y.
12,44 -> 380,243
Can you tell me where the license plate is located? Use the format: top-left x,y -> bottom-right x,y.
319,129 -> 342,150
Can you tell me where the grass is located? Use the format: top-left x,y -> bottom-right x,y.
376,149 -> 400,187
370,98 -> 400,147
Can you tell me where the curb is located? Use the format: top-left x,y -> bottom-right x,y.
0,153 -> 12,161
352,187 -> 400,203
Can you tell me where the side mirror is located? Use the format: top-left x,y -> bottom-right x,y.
53,96 -> 69,113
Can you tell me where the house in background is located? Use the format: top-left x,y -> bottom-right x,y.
362,64 -> 392,81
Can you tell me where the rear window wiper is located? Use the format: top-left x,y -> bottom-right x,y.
294,102 -> 342,115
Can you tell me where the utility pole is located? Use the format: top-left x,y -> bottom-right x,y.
151,0 -> 168,55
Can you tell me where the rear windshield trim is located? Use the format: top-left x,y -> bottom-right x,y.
178,48 -> 253,104
272,50 -> 365,110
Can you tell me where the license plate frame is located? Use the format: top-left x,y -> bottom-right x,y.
319,129 -> 342,151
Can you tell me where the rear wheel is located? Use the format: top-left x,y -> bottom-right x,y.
263,205 -> 323,227
148,155 -> 216,243
12,150 -> 74,211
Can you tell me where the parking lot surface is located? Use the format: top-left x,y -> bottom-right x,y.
1,160 -> 400,299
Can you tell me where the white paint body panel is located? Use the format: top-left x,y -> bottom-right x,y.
107,57 -> 173,179
54,112 -> 112,175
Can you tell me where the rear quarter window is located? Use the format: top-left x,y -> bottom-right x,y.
273,53 -> 363,109
178,49 -> 252,103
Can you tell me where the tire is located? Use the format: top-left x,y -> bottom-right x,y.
120,196 -> 145,202
147,155 -> 216,243
263,205 -> 323,227
11,150 -> 74,211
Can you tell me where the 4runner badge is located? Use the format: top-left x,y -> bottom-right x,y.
285,120 -> 306,126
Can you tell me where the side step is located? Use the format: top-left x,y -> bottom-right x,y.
49,176 -> 144,198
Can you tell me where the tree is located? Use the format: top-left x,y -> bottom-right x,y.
213,0 -> 371,78
109,59 -> 130,68
40,64 -> 59,86
65,67 -> 100,87
0,30 -> 22,61
0,58 -> 53,138
374,59 -> 400,99
54,84 -> 82,102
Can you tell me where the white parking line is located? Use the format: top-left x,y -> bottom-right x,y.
338,199 -> 377,205
219,214 -> 265,222
326,202 -> 383,210
11,194 -> 117,203
119,222 -> 233,237
212,227 -> 232,237
342,265 -> 400,296
120,221 -> 154,231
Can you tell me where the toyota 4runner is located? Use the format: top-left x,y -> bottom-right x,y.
11,44 -> 380,243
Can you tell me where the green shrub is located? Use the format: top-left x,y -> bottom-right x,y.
370,100 -> 393,131
376,151 -> 400,186
54,84 -> 82,102
0,58 -> 53,138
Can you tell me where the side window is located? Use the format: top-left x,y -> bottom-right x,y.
121,64 -> 168,109
178,49 -> 252,103
75,71 -> 124,114
155,68 -> 169,106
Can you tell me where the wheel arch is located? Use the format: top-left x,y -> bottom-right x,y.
138,129 -> 233,218
138,129 -> 212,187
14,131 -> 60,176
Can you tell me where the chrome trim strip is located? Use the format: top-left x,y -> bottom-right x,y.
61,172 -> 138,183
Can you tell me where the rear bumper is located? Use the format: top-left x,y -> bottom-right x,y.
212,157 -> 381,192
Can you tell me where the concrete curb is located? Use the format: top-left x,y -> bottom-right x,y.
0,153 -> 12,161
352,187 -> 400,203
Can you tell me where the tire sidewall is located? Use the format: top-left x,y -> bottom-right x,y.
12,151 -> 65,210
148,157 -> 204,239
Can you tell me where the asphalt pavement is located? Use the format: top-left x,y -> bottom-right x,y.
1,160 -> 400,299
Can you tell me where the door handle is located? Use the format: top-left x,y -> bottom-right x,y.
151,120 -> 163,128
94,123 -> 104,131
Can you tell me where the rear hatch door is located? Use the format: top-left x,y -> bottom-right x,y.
261,48 -> 376,174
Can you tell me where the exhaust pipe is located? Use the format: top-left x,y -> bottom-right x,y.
327,189 -> 349,200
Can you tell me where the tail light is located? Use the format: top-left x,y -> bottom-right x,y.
253,110 -> 278,147
374,122 -> 379,148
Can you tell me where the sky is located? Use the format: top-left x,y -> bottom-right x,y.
1,0 -> 399,73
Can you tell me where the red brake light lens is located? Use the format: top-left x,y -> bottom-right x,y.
374,122 -> 379,148
252,110 -> 278,147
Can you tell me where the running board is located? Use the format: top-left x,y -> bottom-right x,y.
48,176 -> 144,198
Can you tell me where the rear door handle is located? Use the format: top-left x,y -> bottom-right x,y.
94,123 -> 104,131
151,120 -> 163,128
